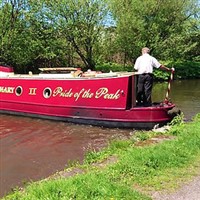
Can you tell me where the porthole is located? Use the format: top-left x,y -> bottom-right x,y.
43,87 -> 52,98
15,86 -> 23,96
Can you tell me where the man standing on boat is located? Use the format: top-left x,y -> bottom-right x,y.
134,47 -> 172,107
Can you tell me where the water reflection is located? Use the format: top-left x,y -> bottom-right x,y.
0,115 -> 132,197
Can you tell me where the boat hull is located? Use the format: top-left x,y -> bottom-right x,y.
0,101 -> 175,129
0,73 -> 175,129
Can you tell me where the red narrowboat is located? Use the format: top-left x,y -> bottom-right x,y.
0,65 -> 177,129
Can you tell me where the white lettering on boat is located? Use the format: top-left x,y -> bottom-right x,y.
0,86 -> 123,101
82,89 -> 94,99
29,88 -> 37,95
52,87 -> 121,101
53,87 -> 73,98
74,89 -> 85,101
95,88 -> 121,99
0,86 -> 15,94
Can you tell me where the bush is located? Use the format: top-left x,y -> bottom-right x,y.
95,61 -> 200,81
95,62 -> 132,72
167,61 -> 200,79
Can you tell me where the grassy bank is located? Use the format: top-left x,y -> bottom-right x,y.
3,114 -> 200,200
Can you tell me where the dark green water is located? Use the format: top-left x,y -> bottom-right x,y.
153,79 -> 200,120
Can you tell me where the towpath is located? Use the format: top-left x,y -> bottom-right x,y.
152,174 -> 200,200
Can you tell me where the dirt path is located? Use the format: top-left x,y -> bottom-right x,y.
152,175 -> 200,200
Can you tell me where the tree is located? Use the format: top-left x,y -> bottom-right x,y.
0,0 -> 74,71
0,0 -> 26,65
45,0 -> 108,70
107,0 -> 200,62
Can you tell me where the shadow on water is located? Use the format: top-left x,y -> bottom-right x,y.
0,115 -> 133,197
0,79 -> 199,197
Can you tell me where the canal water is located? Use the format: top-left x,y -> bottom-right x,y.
153,79 -> 200,121
0,79 -> 200,197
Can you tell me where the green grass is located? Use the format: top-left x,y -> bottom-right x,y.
3,114 -> 200,200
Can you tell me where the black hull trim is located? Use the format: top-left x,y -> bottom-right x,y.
0,110 -> 169,130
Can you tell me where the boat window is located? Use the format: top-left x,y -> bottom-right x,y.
43,88 -> 52,98
15,86 -> 23,96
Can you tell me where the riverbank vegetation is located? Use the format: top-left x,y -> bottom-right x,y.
3,113 -> 200,200
0,0 -> 199,79
96,61 -> 200,80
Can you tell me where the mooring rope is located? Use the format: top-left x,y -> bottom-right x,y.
165,68 -> 175,103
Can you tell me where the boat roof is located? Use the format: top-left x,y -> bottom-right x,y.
39,67 -> 79,72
